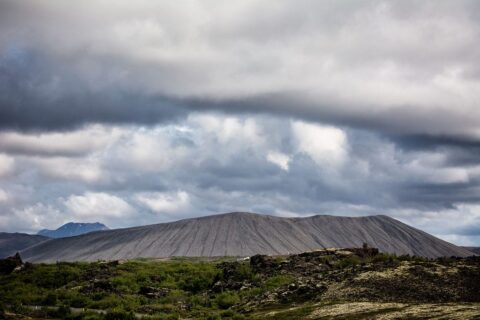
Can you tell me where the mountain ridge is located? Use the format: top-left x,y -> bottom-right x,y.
0,232 -> 49,258
21,212 -> 475,262
37,222 -> 109,238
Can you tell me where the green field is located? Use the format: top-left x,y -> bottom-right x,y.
1,250 -> 479,319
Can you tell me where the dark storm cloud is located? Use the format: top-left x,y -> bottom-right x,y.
393,135 -> 480,150
0,50 -> 187,131
397,184 -> 480,209
386,134 -> 480,168
455,223 -> 480,236
0,1 -> 480,245
1,0 -> 480,137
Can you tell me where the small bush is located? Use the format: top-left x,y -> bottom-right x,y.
143,314 -> 179,320
336,255 -> 361,269
42,292 -> 58,306
10,302 -> 28,314
77,311 -> 105,320
104,310 -> 136,320
179,275 -> 215,293
214,291 -> 240,309
233,263 -> 254,281
69,295 -> 88,308
263,275 -> 294,289
220,309 -> 246,319
55,304 -> 72,318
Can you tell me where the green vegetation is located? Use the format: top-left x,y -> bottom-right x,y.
215,292 -> 240,309
1,251 -> 479,319
0,258 -> 256,319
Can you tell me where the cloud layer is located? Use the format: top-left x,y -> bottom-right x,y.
1,1 -> 480,135
0,1 -> 479,245
0,114 -> 478,245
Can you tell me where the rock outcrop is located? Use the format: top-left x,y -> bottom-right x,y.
0,252 -> 24,274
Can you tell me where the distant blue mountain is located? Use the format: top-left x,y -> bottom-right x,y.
37,222 -> 109,238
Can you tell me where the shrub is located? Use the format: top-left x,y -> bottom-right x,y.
104,310 -> 136,320
69,295 -> 88,308
214,291 -> 240,309
0,303 -> 5,319
233,263 -> 254,281
55,304 -> 72,318
178,270 -> 218,293
33,264 -> 81,289
336,255 -> 361,269
143,314 -> 179,320
42,292 -> 58,306
137,303 -> 178,315
263,275 -> 294,289
220,309 -> 246,319
179,275 -> 214,293
77,311 -> 105,320
190,294 -> 211,308
371,253 -> 398,264
10,302 -> 28,314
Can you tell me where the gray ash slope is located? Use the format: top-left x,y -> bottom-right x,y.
21,212 -> 474,262
0,233 -> 49,258
464,247 -> 480,255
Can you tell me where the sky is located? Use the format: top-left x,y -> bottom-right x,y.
0,0 -> 479,245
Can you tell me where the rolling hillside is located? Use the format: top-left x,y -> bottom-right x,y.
464,247 -> 480,255
21,212 -> 475,262
0,233 -> 49,258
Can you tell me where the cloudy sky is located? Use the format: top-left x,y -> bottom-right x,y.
0,0 -> 479,245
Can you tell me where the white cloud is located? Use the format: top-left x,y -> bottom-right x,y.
0,189 -> 8,202
415,166 -> 469,185
0,154 -> 14,176
0,116 -> 478,245
29,157 -> 103,183
10,203 -> 64,232
0,125 -> 121,157
385,204 -> 480,239
136,191 -> 190,214
112,127 -> 191,172
400,151 -> 470,185
437,234 -> 479,247
291,121 -> 348,168
190,115 -> 265,146
64,192 -> 133,218
267,151 -> 290,171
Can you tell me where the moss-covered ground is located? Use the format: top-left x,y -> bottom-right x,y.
1,251 -> 479,319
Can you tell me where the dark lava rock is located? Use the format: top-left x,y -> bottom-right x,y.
80,279 -> 115,294
139,286 -> 170,298
278,278 -> 327,302
217,261 -> 242,279
346,246 -> 380,258
250,255 -> 278,273
0,252 -> 23,274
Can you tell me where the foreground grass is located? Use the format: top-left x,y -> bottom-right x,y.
0,258 -> 261,319
1,251 -> 479,319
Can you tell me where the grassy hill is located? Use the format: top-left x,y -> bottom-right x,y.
1,248 -> 479,319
